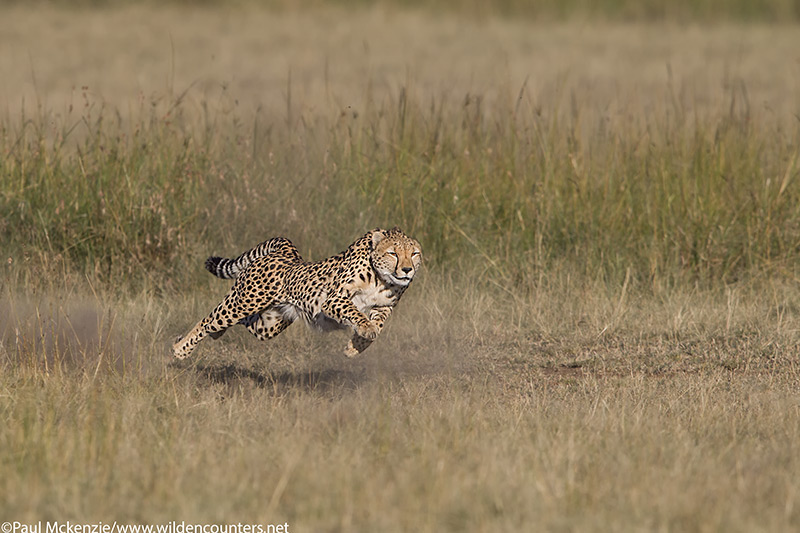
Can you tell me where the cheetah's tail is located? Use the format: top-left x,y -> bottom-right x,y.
204,256 -> 239,279
204,237 -> 302,279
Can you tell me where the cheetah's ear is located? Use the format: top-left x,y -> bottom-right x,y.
370,228 -> 386,248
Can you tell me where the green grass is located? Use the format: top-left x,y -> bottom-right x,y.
2,4 -> 800,531
3,66 -> 800,291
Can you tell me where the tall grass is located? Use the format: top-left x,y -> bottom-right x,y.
2,77 -> 799,293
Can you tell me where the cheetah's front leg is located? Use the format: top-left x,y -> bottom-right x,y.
321,294 -> 377,340
344,306 -> 393,358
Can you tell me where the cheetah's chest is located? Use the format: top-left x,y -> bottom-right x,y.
351,283 -> 396,313
305,283 -> 396,332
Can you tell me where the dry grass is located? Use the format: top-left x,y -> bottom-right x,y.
3,280 -> 800,531
2,3 -> 800,531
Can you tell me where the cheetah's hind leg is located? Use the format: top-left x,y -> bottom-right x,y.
241,307 -> 294,341
173,292 -> 249,359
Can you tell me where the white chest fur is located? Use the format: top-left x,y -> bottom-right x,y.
351,283 -> 396,313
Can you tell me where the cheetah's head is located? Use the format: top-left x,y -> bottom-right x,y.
370,227 -> 422,287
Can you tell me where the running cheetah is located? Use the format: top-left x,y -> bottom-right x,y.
173,227 -> 422,359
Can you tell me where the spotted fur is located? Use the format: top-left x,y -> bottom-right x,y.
173,227 -> 422,359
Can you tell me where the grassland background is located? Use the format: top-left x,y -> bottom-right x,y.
2,1 -> 800,531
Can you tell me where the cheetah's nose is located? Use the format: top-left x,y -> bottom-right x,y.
401,267 -> 412,274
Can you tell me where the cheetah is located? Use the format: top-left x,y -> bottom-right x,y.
172,227 -> 422,359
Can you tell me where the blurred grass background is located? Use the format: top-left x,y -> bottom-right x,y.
9,0 -> 800,22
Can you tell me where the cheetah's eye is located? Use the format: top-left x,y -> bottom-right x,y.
387,251 -> 398,257
411,251 -> 420,257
